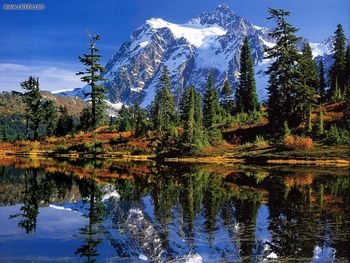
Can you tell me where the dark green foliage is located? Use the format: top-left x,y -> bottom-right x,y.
346,49 -> 350,129
0,115 -> 26,141
150,67 -> 178,141
179,85 -> 208,150
300,43 -> 319,90
77,34 -> 107,130
299,43 -> 318,116
118,105 -> 132,132
21,76 -> 43,140
314,110 -> 324,136
79,106 -> 93,132
325,125 -> 350,145
318,59 -> 326,103
56,106 -> 73,136
0,125 -> 6,141
112,104 -> 150,135
282,121 -> 291,139
203,72 -> 223,144
345,44 -> 350,97
224,110 -> 264,128
265,8 -> 315,129
133,103 -> 150,136
220,80 -> 234,115
41,100 -> 58,137
307,107 -> 312,133
203,72 -> 220,129
329,24 -> 346,99
236,37 -> 259,113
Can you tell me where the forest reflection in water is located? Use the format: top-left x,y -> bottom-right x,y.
0,157 -> 349,262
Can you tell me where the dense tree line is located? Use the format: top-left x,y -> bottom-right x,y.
1,10 -> 349,148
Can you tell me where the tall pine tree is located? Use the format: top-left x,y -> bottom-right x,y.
345,45 -> 350,130
203,71 -> 220,129
220,79 -> 234,115
318,59 -> 326,103
77,34 -> 107,130
42,100 -> 58,137
56,106 -> 73,137
329,24 -> 346,99
21,76 -> 43,140
179,85 -> 204,148
150,67 -> 177,140
236,37 -> 259,113
265,8 -> 305,129
297,42 -> 318,124
344,44 -> 350,96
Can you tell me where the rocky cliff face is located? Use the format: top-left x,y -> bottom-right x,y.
56,4 -> 333,107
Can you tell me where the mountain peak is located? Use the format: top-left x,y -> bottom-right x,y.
214,4 -> 234,14
188,4 -> 254,34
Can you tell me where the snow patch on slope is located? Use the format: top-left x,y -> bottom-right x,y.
146,18 -> 226,47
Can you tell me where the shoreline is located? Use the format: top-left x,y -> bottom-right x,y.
1,150 -> 348,166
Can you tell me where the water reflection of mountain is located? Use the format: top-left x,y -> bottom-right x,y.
0,158 -> 349,262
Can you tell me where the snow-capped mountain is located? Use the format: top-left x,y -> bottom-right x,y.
55,4 -> 334,107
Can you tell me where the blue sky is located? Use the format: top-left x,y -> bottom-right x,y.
0,0 -> 349,92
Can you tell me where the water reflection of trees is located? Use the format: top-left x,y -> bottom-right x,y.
75,177 -> 105,263
265,169 -> 349,260
1,160 -> 349,261
9,169 -> 74,233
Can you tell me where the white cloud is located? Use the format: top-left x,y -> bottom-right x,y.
0,62 -> 82,92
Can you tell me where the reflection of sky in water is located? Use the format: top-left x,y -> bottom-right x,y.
253,204 -> 274,260
0,204 -> 116,262
312,223 -> 336,262
0,162 -> 348,262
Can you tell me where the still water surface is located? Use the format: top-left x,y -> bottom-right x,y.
0,158 -> 349,262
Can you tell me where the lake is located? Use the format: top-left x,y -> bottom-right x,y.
0,157 -> 349,262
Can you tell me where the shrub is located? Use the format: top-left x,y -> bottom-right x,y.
208,128 -> 222,145
254,135 -> 269,148
283,135 -> 313,150
325,125 -> 350,145
282,121 -> 291,139
226,110 -> 265,128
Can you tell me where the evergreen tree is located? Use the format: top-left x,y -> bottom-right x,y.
282,120 -> 291,139
194,91 -> 203,128
0,125 -> 6,141
265,8 -> 307,129
307,107 -> 312,133
79,106 -> 93,132
77,34 -> 107,130
220,80 -> 234,115
203,72 -> 222,144
300,43 -> 319,91
345,45 -> 350,130
133,103 -> 149,136
179,85 -> 205,148
329,24 -> 346,98
150,67 -> 177,140
315,110 -> 324,136
118,105 -> 132,132
297,43 -> 318,125
236,37 -> 259,113
21,76 -> 43,140
203,72 -> 220,129
42,100 -> 57,137
344,44 -> 350,96
56,106 -> 73,136
318,59 -> 326,103
180,86 -> 196,144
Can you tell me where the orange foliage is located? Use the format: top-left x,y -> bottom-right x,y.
284,173 -> 314,187
283,136 -> 313,150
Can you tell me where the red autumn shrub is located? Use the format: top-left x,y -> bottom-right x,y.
283,135 -> 313,150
